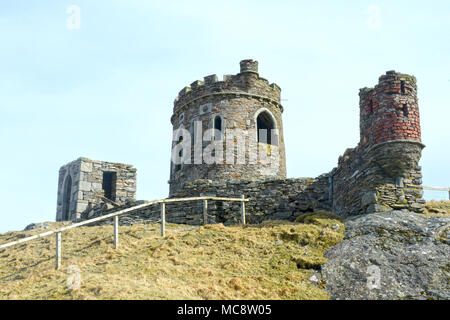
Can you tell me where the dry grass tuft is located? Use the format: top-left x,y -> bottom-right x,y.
0,212 -> 344,300
424,200 -> 450,216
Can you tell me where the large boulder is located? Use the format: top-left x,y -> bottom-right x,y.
320,210 -> 450,300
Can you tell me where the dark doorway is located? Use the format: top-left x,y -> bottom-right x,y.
102,171 -> 117,201
62,175 -> 72,221
257,111 -> 276,145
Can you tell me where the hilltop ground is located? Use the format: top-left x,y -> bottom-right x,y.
0,201 -> 448,300
0,211 -> 344,300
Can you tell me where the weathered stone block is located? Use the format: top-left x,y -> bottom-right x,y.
361,191 -> 377,207
80,161 -> 93,173
78,181 -> 91,192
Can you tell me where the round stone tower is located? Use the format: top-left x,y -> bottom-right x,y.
359,70 -> 422,147
169,59 -> 286,195
359,70 -> 425,183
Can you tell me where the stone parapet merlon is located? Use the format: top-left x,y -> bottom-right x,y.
172,60 -> 282,117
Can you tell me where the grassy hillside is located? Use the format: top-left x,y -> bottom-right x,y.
0,212 -> 344,300
424,200 -> 450,216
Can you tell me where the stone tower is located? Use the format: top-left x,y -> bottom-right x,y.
331,71 -> 425,215
359,71 -> 424,182
359,71 -> 422,149
56,158 -> 137,221
168,59 -> 286,195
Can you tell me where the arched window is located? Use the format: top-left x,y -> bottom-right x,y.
257,111 -> 276,145
213,116 -> 222,140
62,175 -> 72,221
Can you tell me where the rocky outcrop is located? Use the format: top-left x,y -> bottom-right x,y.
24,222 -> 54,231
320,210 -> 449,300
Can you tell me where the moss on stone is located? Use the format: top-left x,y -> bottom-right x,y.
296,210 -> 344,227
398,73 -> 417,85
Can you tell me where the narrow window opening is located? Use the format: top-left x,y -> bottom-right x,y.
257,111 -> 276,145
174,135 -> 183,173
102,172 -> 117,201
62,175 -> 72,221
402,104 -> 408,117
213,116 -> 222,140
178,136 -> 183,157
369,99 -> 373,113
401,81 -> 405,94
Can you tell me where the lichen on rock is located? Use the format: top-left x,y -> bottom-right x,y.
320,210 -> 450,300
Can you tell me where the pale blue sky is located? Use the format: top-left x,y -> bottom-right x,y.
0,0 -> 449,232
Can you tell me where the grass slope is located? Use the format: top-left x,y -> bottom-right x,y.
424,200 -> 450,216
0,212 -> 344,300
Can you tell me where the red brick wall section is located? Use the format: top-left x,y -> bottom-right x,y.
359,71 -> 421,148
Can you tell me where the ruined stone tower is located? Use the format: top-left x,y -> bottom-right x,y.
169,60 -> 286,195
331,71 -> 425,215
56,158 -> 137,221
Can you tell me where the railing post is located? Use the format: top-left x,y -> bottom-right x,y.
448,189 -> 450,200
161,202 -> 166,237
203,199 -> 208,225
114,215 -> 119,249
240,195 -> 246,225
55,232 -> 61,270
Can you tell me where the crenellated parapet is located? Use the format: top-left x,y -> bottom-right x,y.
171,60 -> 282,124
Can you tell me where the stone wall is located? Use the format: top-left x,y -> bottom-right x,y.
56,159 -> 81,221
56,158 -> 137,221
86,176 -> 331,226
330,141 -> 425,216
168,176 -> 331,224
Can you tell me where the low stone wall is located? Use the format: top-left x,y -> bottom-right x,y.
85,176 -> 331,226
169,176 -> 331,224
